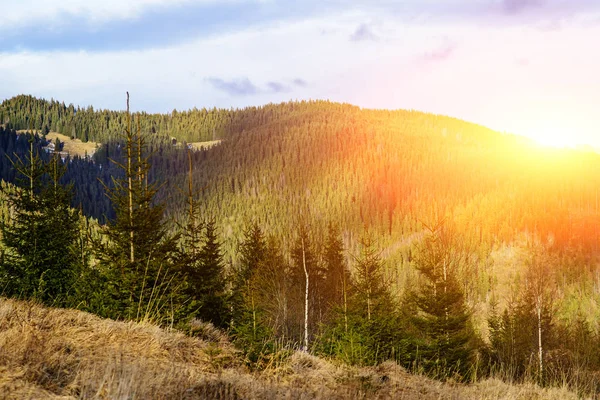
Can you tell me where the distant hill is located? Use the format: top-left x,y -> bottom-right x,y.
14,129 -> 101,158
2,95 -> 600,259
2,95 -> 600,397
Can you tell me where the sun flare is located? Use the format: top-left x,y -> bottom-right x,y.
528,127 -> 576,148
510,110 -> 596,150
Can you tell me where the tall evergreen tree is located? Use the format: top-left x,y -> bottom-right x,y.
322,223 -> 349,322
408,222 -> 477,380
0,142 -> 80,305
318,231 -> 401,365
231,222 -> 267,332
230,224 -> 281,366
488,245 -> 557,384
190,220 -> 229,327
93,94 -> 179,323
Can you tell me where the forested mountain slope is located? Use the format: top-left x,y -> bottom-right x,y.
2,94 -> 599,259
3,95 -> 600,396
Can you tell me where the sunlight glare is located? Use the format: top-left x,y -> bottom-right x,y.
529,127 -> 576,148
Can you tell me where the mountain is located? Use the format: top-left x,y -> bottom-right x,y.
2,95 -> 599,257
2,94 -> 600,396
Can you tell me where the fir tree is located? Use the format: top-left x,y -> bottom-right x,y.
318,231 -> 400,365
190,219 -> 229,327
408,222 -> 476,380
322,223 -> 349,322
93,93 -> 179,323
0,141 -> 80,305
231,222 -> 267,333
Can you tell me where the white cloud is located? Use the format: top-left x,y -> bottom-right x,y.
0,7 -> 599,145
0,0 -> 256,30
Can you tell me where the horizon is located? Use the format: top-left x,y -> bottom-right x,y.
1,0 -> 599,147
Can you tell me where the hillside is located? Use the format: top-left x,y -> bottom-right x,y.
3,95 -> 600,256
0,297 -> 578,400
2,95 -> 600,397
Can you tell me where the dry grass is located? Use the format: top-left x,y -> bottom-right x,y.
45,132 -> 100,158
188,140 -> 222,151
0,298 -> 580,399
16,130 -> 100,158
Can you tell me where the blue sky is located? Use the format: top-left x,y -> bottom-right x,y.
1,0 -> 599,146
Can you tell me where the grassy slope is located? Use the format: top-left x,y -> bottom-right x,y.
15,130 -> 100,158
0,298 -> 577,399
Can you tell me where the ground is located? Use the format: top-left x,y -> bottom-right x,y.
16,130 -> 100,158
0,298 -> 578,399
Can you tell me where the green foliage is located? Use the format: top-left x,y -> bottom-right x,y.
406,223 -> 477,381
5,95 -> 600,393
230,225 -> 293,369
231,222 -> 267,322
0,143 -> 80,305
186,220 -> 229,327
290,224 -> 325,346
488,246 -> 558,384
317,232 -> 404,366
92,98 -> 181,324
322,224 -> 349,319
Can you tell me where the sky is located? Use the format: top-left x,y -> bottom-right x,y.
1,0 -> 599,147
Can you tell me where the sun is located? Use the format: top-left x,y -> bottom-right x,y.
529,127 -> 576,149
506,104 -> 598,150
516,116 -> 591,149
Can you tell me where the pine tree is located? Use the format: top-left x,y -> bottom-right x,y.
173,148 -> 205,322
322,223 -> 349,324
230,224 -> 281,367
488,245 -> 557,383
408,222 -> 476,380
93,94 -> 179,323
353,233 -> 389,323
318,231 -> 401,365
231,222 -> 267,334
189,220 -> 228,327
0,141 -> 80,305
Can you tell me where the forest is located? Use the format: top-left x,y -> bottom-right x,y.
1,94 -> 600,395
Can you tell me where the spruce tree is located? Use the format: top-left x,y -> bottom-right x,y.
318,231 -> 400,365
488,245 -> 557,383
408,222 -> 476,380
322,223 -> 349,321
0,141 -> 80,305
93,94 -> 179,323
231,224 -> 281,366
184,220 -> 228,327
231,222 -> 267,333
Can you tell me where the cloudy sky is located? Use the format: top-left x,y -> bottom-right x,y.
1,0 -> 599,146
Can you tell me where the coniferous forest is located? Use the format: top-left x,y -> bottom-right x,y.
2,94 -> 600,395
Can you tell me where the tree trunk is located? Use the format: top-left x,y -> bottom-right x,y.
126,92 -> 134,265
537,296 -> 543,382
343,266 -> 348,333
302,236 -> 309,352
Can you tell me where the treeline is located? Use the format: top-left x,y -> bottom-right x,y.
2,96 -> 600,339
3,96 -> 600,264
0,94 -> 337,144
2,103 -> 600,395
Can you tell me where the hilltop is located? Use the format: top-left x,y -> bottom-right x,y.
0,297 -> 578,399
3,94 -> 600,255
2,95 -> 600,397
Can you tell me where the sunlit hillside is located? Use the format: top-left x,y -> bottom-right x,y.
2,95 -> 600,397
0,297 -> 579,399
3,95 -> 600,255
